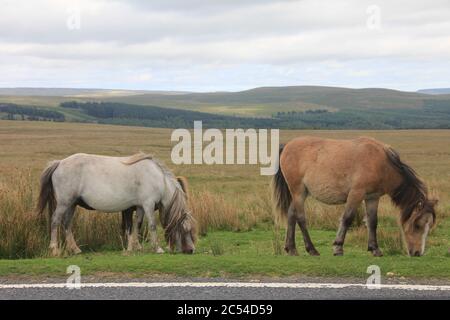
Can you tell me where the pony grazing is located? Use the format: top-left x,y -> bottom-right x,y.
36,152 -> 196,256
121,176 -> 190,248
273,136 -> 437,257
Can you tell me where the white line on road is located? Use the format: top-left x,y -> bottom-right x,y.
1,282 -> 450,291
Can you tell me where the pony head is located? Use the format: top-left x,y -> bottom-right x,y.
162,178 -> 197,254
171,212 -> 197,254
401,199 -> 437,256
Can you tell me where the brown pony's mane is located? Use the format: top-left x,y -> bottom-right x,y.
384,147 -> 435,224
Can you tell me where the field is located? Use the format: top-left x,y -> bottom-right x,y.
0,120 -> 449,281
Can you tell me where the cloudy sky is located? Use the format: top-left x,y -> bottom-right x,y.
1,0 -> 449,92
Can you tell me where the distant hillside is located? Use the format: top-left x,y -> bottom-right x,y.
3,100 -> 450,130
2,85 -> 444,116
100,85 -> 449,116
1,85 -> 450,129
417,88 -> 450,95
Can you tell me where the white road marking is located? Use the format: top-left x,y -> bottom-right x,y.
0,282 -> 450,291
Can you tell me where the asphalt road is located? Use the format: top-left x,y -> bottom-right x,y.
1,281 -> 450,300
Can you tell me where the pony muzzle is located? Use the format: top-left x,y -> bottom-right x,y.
409,249 -> 422,257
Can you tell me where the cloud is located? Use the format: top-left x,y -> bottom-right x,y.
0,0 -> 449,90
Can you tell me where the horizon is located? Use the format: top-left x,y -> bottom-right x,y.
0,84 -> 447,94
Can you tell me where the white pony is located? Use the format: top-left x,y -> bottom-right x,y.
37,152 -> 196,256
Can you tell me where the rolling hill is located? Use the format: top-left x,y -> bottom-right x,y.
100,86 -> 444,116
417,88 -> 450,95
1,86 -> 450,129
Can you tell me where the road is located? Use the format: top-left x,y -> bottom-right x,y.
1,281 -> 450,299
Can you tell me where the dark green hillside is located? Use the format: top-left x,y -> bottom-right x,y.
2,85 -> 450,117
0,103 -> 65,121
60,101 -> 278,128
1,86 -> 450,128
58,101 -> 450,129
102,86 -> 444,116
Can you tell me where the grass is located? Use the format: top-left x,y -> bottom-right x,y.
0,230 -> 449,280
0,120 -> 449,279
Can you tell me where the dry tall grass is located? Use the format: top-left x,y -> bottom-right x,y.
0,171 -> 440,259
0,173 -> 276,258
189,189 -> 273,236
0,171 -> 48,258
0,172 -> 123,259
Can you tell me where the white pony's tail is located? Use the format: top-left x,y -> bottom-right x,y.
36,160 -> 60,232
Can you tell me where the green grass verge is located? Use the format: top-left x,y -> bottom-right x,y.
0,229 -> 449,280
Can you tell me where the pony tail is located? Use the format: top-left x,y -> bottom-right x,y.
272,144 -> 291,217
176,176 -> 189,199
36,160 -> 60,232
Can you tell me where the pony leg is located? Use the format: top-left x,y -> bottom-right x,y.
49,204 -> 68,257
293,192 -> 319,256
121,208 -> 133,247
127,209 -> 142,251
284,203 -> 298,256
122,208 -> 144,243
63,205 -> 81,255
143,203 -> 164,253
333,189 -> 365,256
136,209 -> 145,242
365,198 -> 383,257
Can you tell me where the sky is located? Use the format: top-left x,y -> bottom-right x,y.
1,0 -> 449,92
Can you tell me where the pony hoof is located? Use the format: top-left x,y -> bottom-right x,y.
308,250 -> 320,256
333,247 -> 344,256
156,248 -> 165,254
50,248 -> 61,257
285,249 -> 299,256
372,249 -> 383,257
67,248 -> 82,255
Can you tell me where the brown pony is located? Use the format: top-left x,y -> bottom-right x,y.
273,136 -> 437,257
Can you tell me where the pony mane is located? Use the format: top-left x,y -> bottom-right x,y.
122,152 -> 194,244
160,187 -> 196,245
121,152 -> 153,165
384,147 -> 432,224
122,152 -> 185,195
148,156 -> 195,245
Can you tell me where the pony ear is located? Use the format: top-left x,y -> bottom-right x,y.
176,176 -> 189,198
182,219 -> 192,232
417,201 -> 424,210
